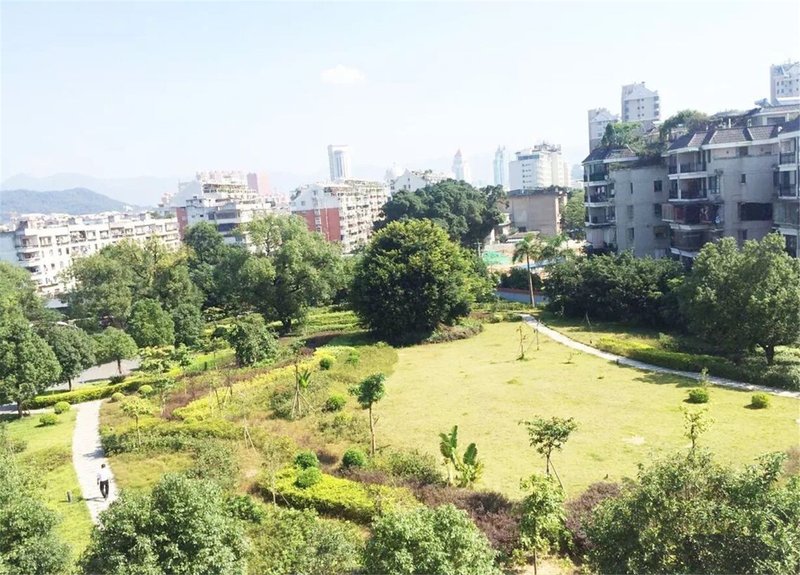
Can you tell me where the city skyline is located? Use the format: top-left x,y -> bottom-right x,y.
2,1 -> 799,192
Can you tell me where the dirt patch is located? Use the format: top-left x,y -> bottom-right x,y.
623,436 -> 646,445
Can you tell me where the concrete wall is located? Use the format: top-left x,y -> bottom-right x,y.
508,192 -> 566,237
611,164 -> 670,257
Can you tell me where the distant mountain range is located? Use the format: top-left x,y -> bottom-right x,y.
1,173 -> 178,206
0,188 -> 137,222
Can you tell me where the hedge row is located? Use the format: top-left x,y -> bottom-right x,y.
27,377 -> 146,409
596,337 -> 800,391
259,468 -> 418,524
101,418 -> 240,455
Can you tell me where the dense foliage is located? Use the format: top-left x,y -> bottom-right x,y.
93,327 -> 138,374
80,474 -> 248,575
351,220 -> 482,343
585,451 -> 800,574
377,180 -> 506,249
39,324 -> 96,390
226,314 -> 279,367
127,298 -> 175,348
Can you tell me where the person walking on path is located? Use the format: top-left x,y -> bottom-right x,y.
97,463 -> 110,500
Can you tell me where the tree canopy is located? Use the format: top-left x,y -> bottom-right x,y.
600,122 -> 642,149
94,327 -> 138,374
40,325 -> 96,390
127,298 -> 175,348
377,180 -> 506,248
659,109 -> 710,140
351,219 -> 480,343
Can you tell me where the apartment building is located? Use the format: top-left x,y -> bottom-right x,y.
774,117 -> 799,257
389,169 -> 450,194
621,82 -> 660,128
290,180 -> 389,253
587,108 -> 619,151
509,144 -> 569,190
507,186 -> 569,237
770,60 -> 800,106
176,180 -> 272,247
0,212 -> 180,296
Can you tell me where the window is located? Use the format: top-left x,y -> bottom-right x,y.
654,180 -> 662,192
738,229 -> 748,243
653,203 -> 662,218
739,202 -> 772,221
627,228 -> 635,241
738,146 -> 749,157
740,174 -> 747,184
627,205 -> 634,220
630,183 -> 634,194
653,226 -> 668,239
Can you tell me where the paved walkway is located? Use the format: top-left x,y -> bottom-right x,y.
72,400 -> 118,523
521,314 -> 800,400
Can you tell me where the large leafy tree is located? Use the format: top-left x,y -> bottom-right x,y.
80,474 -> 248,575
67,252 -> 133,328
171,302 -> 204,348
0,430 -> 70,574
351,219 -> 479,343
94,327 -> 138,374
601,121 -> 642,149
378,180 -> 506,248
127,298 -> 175,348
41,325 -> 96,391
680,234 -> 800,363
659,109 -> 710,140
184,222 -> 226,307
240,215 -> 344,332
560,191 -> 586,240
586,451 -> 800,574
226,314 -> 279,367
0,262 -> 52,323
364,504 -> 500,575
0,313 -> 61,417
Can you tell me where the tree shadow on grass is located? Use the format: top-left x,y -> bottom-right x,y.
631,371 -> 697,389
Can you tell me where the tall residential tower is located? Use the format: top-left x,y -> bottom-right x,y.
493,146 -> 508,189
452,149 -> 472,183
621,82 -> 660,128
327,145 -> 352,181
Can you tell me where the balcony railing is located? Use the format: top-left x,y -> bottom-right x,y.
661,203 -> 720,225
776,184 -> 799,198
671,230 -> 722,252
779,152 -> 798,165
679,162 -> 706,173
588,172 -> 609,182
585,192 -> 614,204
774,204 -> 800,226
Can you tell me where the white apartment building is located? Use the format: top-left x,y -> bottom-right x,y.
509,144 -> 569,191
587,108 -> 619,151
773,117 -> 799,257
452,149 -> 472,183
770,61 -> 800,106
493,146 -> 508,189
0,212 -> 180,296
290,180 -> 389,253
176,180 -> 272,247
328,145 -> 352,181
390,169 -> 450,195
621,82 -> 660,128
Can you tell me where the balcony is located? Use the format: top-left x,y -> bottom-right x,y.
776,184 -> 799,198
774,204 -> 800,227
661,203 -> 721,227
587,171 -> 609,182
779,151 -> 797,165
586,207 -> 616,227
584,191 -> 614,205
670,229 -> 723,253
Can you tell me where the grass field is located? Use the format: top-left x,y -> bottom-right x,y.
379,322 -> 800,497
4,410 -> 93,561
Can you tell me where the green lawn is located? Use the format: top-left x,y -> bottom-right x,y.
379,322 -> 800,497
5,410 -> 93,562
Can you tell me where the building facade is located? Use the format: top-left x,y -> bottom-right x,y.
290,180 -> 389,253
389,169 -> 450,195
621,82 -> 660,128
587,108 -> 619,151
770,60 -> 800,106
507,187 -> 569,237
493,146 -> 508,189
509,144 -> 569,190
328,145 -> 352,181
774,117 -> 799,257
0,213 -> 180,296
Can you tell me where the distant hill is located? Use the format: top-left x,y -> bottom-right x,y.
1,173 -> 179,206
0,188 -> 137,220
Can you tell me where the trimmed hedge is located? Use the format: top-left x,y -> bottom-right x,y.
28,377 -> 147,409
39,414 -> 58,426
259,468 -> 418,524
53,401 -> 71,414
101,418 -> 240,454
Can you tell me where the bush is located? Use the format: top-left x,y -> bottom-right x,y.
296,467 -> 323,488
186,440 -> 240,490
323,394 -> 346,412
345,350 -> 360,366
53,401 -> 71,414
38,414 -> 58,426
294,450 -> 320,470
687,388 -> 710,404
138,384 -> 154,397
227,494 -> 266,524
29,376 -> 150,408
109,375 -> 126,385
111,392 -> 125,403
758,365 -> 800,391
565,482 -> 622,559
341,448 -> 367,469
750,393 -> 770,409
319,356 -> 334,370
261,468 -> 417,524
377,448 -> 445,486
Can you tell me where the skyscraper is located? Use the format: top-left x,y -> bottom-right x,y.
493,146 -> 508,189
327,145 -> 352,181
452,149 -> 472,183
621,82 -> 660,128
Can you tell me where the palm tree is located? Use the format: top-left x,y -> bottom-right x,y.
512,234 -> 569,308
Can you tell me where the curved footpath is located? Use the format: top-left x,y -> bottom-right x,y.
521,314 -> 800,400
72,400 -> 118,523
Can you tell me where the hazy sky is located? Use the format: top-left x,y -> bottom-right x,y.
2,0 -> 799,185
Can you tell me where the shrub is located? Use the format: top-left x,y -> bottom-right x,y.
750,393 -> 770,409
342,448 -> 367,469
109,375 -> 126,385
227,494 -> 266,524
565,482 -> 622,559
758,365 -> 800,391
318,412 -> 370,444
346,349 -> 360,366
261,468 -> 416,524
29,376 -> 150,408
319,356 -> 334,370
323,393 -> 346,412
186,440 -> 240,490
138,384 -> 154,397
53,401 -> 71,414
111,392 -> 125,403
295,467 -> 323,488
38,414 -> 58,426
687,388 -> 710,404
294,450 -> 320,470
378,448 -> 445,486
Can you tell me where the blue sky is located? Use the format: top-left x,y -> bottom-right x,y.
2,0 -> 799,189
